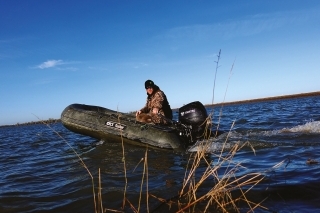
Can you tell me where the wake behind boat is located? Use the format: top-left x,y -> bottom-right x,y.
61,101 -> 211,151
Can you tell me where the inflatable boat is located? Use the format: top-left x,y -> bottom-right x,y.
61,101 -> 211,151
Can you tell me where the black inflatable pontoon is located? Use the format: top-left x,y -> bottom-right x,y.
61,101 -> 209,150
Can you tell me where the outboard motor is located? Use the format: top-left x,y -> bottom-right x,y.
178,101 -> 209,143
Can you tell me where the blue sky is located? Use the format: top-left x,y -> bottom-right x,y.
1,0 -> 319,125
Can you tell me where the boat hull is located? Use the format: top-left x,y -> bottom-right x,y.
61,104 -> 186,150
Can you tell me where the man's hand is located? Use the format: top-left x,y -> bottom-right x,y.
135,110 -> 141,116
152,108 -> 159,114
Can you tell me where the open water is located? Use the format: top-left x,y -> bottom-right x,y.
1,96 -> 320,213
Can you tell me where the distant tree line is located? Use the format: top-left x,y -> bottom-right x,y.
0,118 -> 61,128
206,91 -> 320,107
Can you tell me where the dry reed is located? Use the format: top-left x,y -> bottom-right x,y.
40,50 -> 270,212
35,116 -> 103,213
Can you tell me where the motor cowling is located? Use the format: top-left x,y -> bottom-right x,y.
178,101 -> 208,143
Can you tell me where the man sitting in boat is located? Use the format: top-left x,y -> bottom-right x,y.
135,79 -> 172,124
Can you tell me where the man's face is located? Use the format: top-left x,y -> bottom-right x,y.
146,87 -> 153,95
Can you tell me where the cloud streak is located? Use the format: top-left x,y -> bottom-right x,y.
158,9 -> 317,41
37,60 -> 64,69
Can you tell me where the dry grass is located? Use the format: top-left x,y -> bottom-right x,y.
42,111 -> 268,213
114,50 -> 267,212
176,136 -> 266,212
168,50 -> 266,212
41,50 -> 270,212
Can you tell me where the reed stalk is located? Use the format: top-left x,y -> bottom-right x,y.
36,117 -> 101,213
149,50 -> 266,212
41,50 -> 270,213
117,110 -> 128,210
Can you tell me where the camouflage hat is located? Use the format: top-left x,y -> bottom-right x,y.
145,80 -> 155,89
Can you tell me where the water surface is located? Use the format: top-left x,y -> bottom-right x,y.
1,96 -> 320,212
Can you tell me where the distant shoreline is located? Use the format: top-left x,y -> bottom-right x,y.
0,119 -> 61,128
1,91 -> 319,127
206,91 -> 320,107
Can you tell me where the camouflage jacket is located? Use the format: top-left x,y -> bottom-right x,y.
140,87 -> 172,124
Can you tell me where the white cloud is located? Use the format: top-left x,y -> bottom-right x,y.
37,60 -> 64,69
